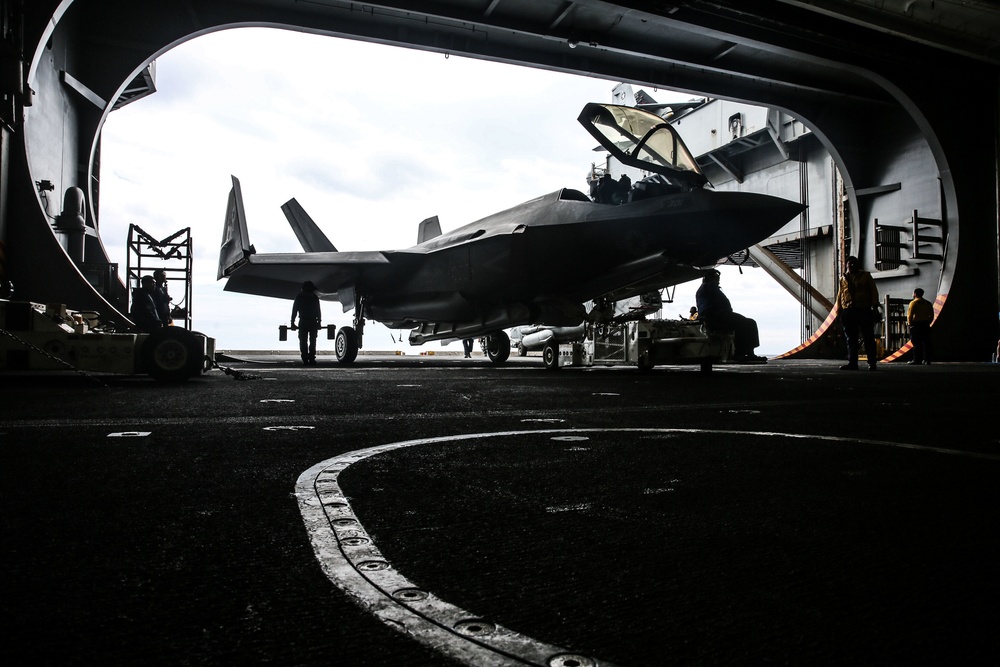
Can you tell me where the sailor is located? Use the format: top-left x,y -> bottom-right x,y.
130,275 -> 163,333
906,287 -> 934,364
836,255 -> 880,370
152,269 -> 173,326
291,281 -> 322,365
695,270 -> 765,363
612,174 -> 632,204
592,173 -> 615,204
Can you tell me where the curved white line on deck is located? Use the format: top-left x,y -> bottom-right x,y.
295,429 -> 999,666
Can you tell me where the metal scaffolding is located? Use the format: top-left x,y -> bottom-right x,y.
125,225 -> 193,330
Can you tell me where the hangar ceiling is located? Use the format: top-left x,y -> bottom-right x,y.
51,1 -> 1000,116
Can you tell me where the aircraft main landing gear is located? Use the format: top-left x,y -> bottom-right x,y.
485,330 -> 511,364
335,326 -> 358,363
336,298 -> 365,364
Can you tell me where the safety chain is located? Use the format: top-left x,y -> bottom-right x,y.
0,327 -> 112,389
211,358 -> 262,381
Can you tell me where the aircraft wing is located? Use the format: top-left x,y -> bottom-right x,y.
221,251 -> 391,303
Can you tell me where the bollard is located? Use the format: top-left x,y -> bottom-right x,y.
279,325 -> 288,341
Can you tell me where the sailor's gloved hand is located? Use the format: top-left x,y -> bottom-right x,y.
290,323 -> 298,331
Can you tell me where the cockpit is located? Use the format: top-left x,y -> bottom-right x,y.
577,102 -> 708,198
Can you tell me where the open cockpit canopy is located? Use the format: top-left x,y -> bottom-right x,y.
578,103 -> 708,189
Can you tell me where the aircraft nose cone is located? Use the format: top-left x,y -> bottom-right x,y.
778,197 -> 808,223
750,193 -> 806,232
730,192 -> 806,244
683,190 -> 806,263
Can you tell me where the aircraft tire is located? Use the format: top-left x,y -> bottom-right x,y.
141,327 -> 204,382
517,343 -> 527,357
485,331 -> 510,364
542,342 -> 559,370
336,326 -> 359,364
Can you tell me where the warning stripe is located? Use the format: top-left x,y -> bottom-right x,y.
778,293 -> 948,362
774,304 -> 839,359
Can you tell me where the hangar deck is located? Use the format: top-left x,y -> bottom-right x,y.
2,356 -> 998,665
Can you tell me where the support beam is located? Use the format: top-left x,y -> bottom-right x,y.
59,70 -> 106,109
706,151 -> 743,183
766,108 -> 789,160
748,244 -> 832,322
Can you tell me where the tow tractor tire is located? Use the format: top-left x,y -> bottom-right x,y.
141,327 -> 204,382
485,331 -> 511,364
542,341 -> 560,370
189,331 -> 212,374
335,326 -> 359,364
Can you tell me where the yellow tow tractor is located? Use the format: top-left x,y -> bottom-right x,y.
0,299 -> 215,382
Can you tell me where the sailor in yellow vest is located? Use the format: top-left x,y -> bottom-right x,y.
836,255 -> 880,370
906,288 -> 935,365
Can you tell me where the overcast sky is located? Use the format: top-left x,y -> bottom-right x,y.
98,27 -> 801,355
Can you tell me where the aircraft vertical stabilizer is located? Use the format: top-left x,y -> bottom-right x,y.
218,175 -> 255,279
417,216 -> 442,244
281,198 -> 338,252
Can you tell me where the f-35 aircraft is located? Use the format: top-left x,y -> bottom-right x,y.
218,103 -> 804,364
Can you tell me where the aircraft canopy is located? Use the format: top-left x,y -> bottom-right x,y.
578,103 -> 707,187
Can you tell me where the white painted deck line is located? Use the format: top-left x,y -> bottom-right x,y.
296,428 -> 1000,666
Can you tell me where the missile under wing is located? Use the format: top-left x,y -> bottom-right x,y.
218,103 -> 804,364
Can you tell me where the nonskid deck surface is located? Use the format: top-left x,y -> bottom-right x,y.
3,358 -> 998,665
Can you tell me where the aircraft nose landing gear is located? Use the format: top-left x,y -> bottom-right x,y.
335,298 -> 365,364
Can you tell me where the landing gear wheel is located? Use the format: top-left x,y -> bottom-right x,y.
542,341 -> 559,370
485,330 -> 510,364
517,343 -> 527,357
142,327 -> 204,382
336,326 -> 359,364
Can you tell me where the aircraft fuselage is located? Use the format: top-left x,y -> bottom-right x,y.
361,187 -> 801,332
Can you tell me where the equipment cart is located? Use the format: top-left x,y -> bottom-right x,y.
542,319 -> 735,372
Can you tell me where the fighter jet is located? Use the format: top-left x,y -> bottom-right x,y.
218,103 -> 804,364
